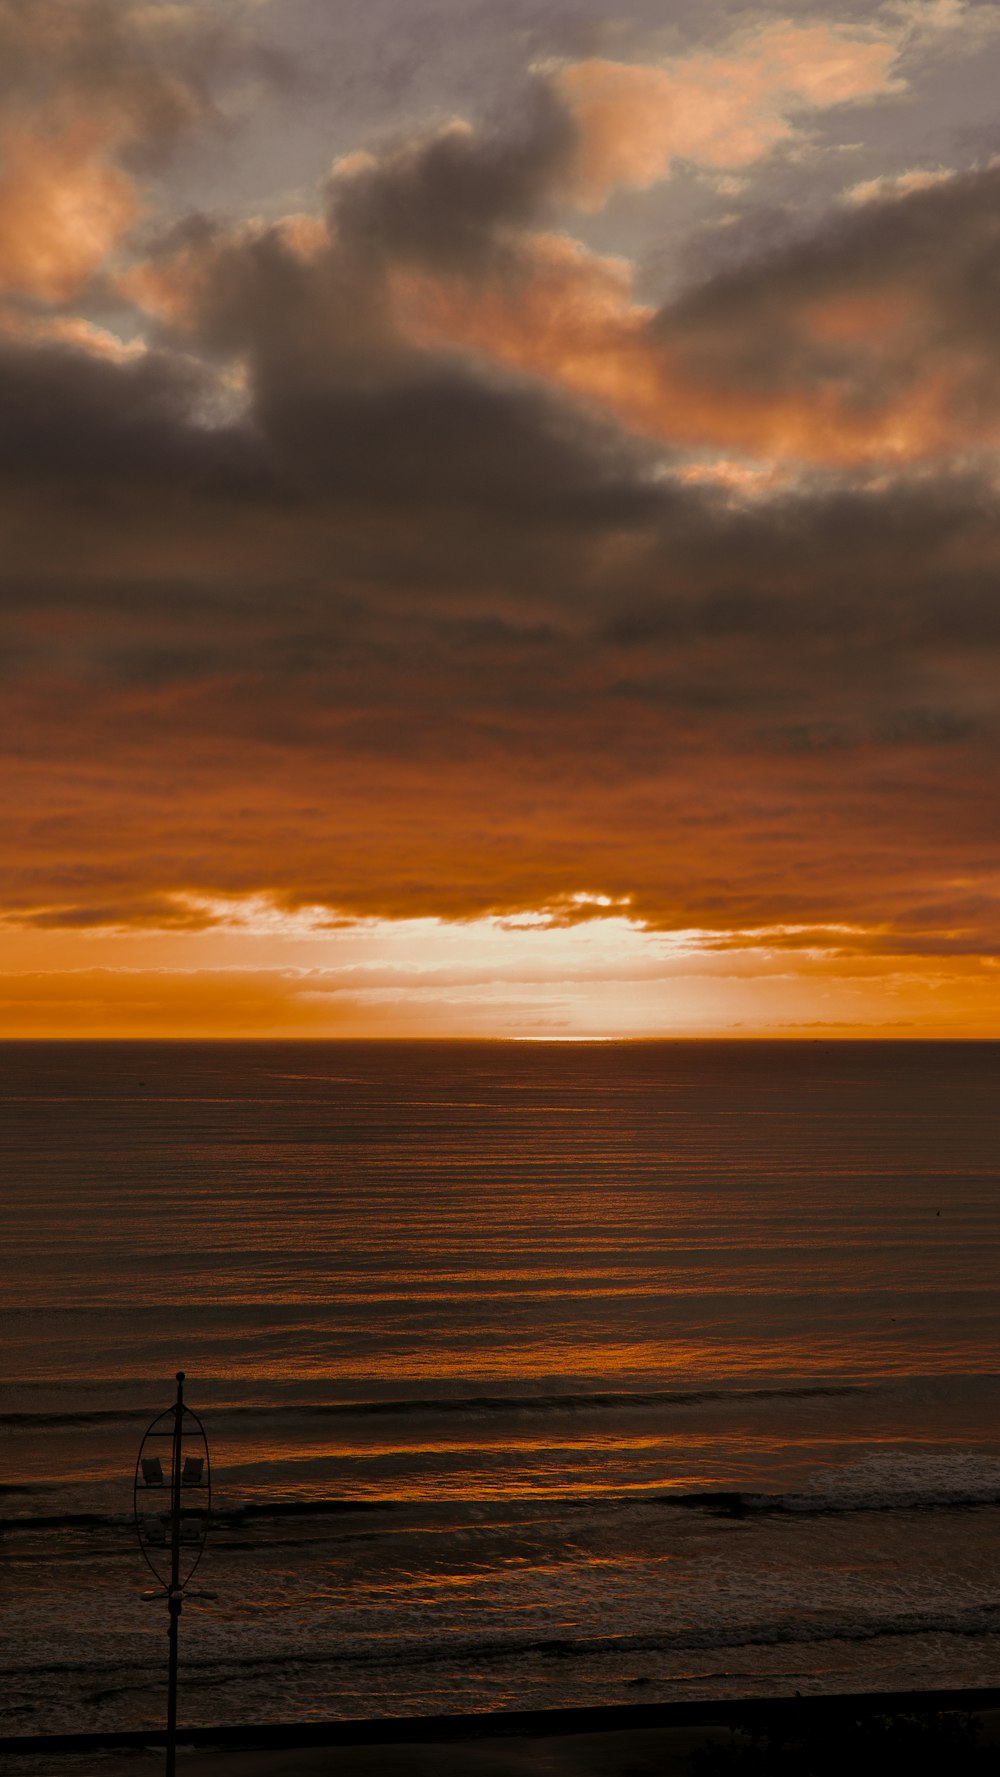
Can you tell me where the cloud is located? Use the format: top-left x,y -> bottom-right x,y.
330,94 -> 574,271
385,152 -> 1000,469
0,117 -> 139,301
390,228 -> 651,429
644,161 -> 1000,464
0,12 -> 998,1019
0,965 -> 371,1037
549,20 -> 903,209
117,41 -> 1000,476
887,0 -> 1000,52
0,0 -> 288,302
842,165 -> 957,205
1,303 -> 998,959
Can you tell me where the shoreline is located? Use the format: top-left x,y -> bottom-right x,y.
7,1686 -> 1000,1774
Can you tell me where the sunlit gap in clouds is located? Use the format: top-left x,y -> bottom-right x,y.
4,890 -> 989,1038
156,889 -> 720,1039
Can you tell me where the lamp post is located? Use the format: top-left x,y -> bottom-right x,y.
134,1373 -> 215,1777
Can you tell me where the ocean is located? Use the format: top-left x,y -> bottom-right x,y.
2,1038 -> 999,1737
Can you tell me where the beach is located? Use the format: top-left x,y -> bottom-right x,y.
0,1726 -> 735,1777
7,1692 -> 1000,1777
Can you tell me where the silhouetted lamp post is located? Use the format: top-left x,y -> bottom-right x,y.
134,1373 -> 215,1777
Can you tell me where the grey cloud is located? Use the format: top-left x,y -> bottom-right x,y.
143,212 -> 394,388
328,86 -> 575,275
0,0 -> 291,158
257,371 -> 656,523
0,339 -> 265,493
138,82 -> 584,391
653,163 -> 1000,431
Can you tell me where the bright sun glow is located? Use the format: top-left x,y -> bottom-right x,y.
0,894 -> 995,1038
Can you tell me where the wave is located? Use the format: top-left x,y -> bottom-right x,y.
0,1500 -> 392,1533
354,1601 -> 1000,1665
8,1476 -> 1000,1537
0,1410 -> 153,1429
0,1383 -> 870,1431
5,1602 -> 1000,1680
678,1452 -> 1000,1517
339,1603 -> 1000,1665
0,1511 -> 134,1532
675,1487 -> 1000,1518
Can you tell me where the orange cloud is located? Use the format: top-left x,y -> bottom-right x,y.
389,162 -> 1000,469
0,0 -> 283,304
393,231 -> 652,414
0,119 -> 138,300
552,22 -> 902,208
390,233 -> 926,468
843,166 -> 957,205
0,300 -> 143,360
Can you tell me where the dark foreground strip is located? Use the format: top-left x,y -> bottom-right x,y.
4,1686 -> 1000,1757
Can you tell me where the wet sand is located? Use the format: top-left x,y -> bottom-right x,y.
0,1723 -> 728,1777
6,1691 -> 1000,1777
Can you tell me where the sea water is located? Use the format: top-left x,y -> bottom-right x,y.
1,1039 -> 999,1734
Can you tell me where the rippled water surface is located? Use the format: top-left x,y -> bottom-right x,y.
1,1039 -> 999,1733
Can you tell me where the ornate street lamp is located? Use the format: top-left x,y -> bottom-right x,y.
134,1373 -> 215,1777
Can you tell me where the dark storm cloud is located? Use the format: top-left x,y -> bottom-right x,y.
328,88 -> 576,275
0,338 -> 256,481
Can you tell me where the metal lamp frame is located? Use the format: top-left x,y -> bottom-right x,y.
133,1372 -> 213,1777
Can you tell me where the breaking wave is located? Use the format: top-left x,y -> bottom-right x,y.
0,1383 -> 869,1431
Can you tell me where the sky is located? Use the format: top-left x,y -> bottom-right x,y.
1,0 -> 999,1038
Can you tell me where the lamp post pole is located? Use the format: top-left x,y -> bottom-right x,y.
134,1371 -> 214,1777
166,1371 -> 185,1777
